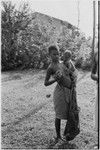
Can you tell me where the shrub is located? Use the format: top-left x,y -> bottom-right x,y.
81,60 -> 92,71
75,57 -> 83,69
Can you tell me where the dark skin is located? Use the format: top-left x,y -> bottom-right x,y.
44,50 -> 59,86
44,49 -> 77,140
91,51 -> 98,82
44,49 -> 62,139
63,55 -> 77,87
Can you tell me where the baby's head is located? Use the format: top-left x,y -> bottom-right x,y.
63,50 -> 72,65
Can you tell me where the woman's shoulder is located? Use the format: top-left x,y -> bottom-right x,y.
47,63 -> 55,74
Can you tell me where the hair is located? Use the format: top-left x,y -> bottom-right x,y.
48,45 -> 59,54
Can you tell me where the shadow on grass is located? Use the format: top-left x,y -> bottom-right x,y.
47,138 -> 78,149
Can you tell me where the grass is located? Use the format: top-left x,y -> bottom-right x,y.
1,69 -> 98,149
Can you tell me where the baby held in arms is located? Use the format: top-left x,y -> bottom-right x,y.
53,50 -> 77,89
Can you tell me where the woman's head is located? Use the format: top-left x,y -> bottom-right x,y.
48,45 -> 59,62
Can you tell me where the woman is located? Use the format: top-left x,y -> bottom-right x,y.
44,45 -> 79,143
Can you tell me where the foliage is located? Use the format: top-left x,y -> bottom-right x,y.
1,1 -> 92,71
1,1 -> 32,70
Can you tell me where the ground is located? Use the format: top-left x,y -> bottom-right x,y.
1,69 -> 98,149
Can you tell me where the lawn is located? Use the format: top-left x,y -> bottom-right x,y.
1,69 -> 98,149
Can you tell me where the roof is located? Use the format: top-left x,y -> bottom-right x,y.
33,11 -> 77,30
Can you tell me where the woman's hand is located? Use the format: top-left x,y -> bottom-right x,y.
56,70 -> 62,78
53,70 -> 62,80
91,74 -> 98,82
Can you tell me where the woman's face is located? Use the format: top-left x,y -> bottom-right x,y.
50,50 -> 59,62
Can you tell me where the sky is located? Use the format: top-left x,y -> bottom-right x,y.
2,0 -> 98,38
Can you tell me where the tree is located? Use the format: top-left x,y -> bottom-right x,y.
1,1 -> 32,70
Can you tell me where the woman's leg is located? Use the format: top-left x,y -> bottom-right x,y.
55,118 -> 61,138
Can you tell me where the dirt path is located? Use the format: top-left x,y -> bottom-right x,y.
1,70 -> 98,149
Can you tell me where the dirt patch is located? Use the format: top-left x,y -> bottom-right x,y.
1,70 -> 98,149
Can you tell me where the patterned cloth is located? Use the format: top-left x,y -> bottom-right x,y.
53,62 -> 80,131
53,84 -> 71,119
68,86 -> 80,130
53,63 -> 71,119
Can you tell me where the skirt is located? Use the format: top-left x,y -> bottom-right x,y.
53,84 -> 71,120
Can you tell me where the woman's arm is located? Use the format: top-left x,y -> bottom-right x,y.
91,55 -> 98,82
91,74 -> 98,81
44,68 -> 56,86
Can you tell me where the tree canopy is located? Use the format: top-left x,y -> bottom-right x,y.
1,1 -> 92,71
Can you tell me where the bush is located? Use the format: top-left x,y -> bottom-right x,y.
75,57 -> 92,71
1,1 -> 32,71
1,1 -> 93,71
75,57 -> 83,69
81,60 -> 92,71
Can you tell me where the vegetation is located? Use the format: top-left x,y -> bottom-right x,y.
1,1 -> 93,71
